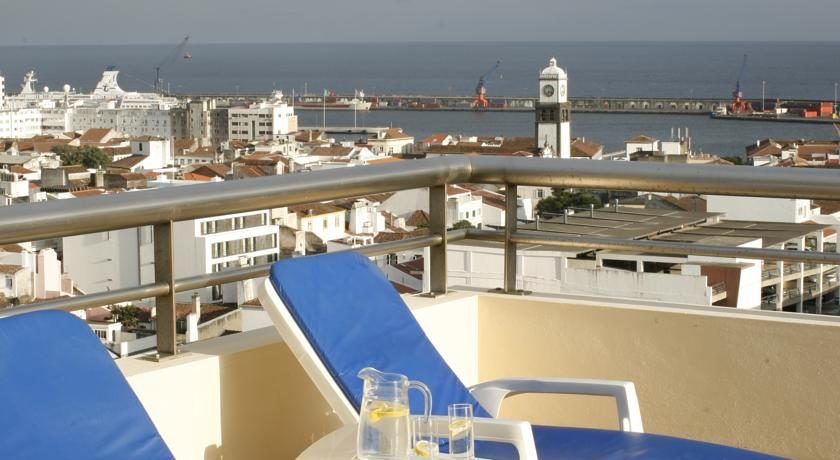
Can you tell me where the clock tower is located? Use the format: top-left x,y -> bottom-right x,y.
535,57 -> 571,158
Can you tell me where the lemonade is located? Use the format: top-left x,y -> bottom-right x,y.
358,400 -> 411,459
448,418 -> 474,459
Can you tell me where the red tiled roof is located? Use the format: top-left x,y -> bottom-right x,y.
382,128 -> 411,140
8,165 -> 35,174
174,138 -> 198,152
178,146 -> 217,158
571,138 -> 603,158
373,228 -> 430,244
0,264 -> 24,274
183,172 -> 214,181
625,134 -> 659,143
367,157 -> 403,165
109,155 -> 146,169
79,128 -> 112,144
391,282 -> 419,294
405,210 -> 430,227
288,203 -> 344,216
447,185 -> 470,196
70,189 -> 104,197
420,133 -> 449,144
193,164 -> 230,178
0,244 -> 24,253
235,165 -> 269,178
310,146 -> 353,157
174,303 -> 237,322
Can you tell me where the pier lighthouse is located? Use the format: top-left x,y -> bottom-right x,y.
535,58 -> 571,158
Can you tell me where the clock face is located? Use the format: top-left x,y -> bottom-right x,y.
542,84 -> 555,97
559,84 -> 567,97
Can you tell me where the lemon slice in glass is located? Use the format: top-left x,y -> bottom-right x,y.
448,419 -> 471,438
414,440 -> 432,458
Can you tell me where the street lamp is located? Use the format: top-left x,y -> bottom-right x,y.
762,80 -> 766,112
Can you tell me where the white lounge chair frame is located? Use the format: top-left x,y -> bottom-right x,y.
259,279 -> 644,460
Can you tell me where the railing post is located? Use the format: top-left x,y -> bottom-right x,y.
154,222 -> 177,357
504,185 -> 518,292
428,185 -> 447,296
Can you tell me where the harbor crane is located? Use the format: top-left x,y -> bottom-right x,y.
730,54 -> 754,114
154,35 -> 191,94
472,60 -> 502,108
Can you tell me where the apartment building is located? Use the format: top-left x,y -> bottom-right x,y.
228,93 -> 297,142
63,209 -> 280,303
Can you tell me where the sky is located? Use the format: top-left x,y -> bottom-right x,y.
1,0 -> 839,45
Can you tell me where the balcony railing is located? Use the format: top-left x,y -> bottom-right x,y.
3,157 -> 840,356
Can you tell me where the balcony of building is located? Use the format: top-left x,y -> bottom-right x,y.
3,157 -> 840,459
114,289 -> 840,460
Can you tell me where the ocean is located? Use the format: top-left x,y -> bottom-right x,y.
1,41 -> 839,155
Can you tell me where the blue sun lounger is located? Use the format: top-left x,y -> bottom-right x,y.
259,251 -> 780,459
0,310 -> 173,460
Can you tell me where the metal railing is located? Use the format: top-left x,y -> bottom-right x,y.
3,157 -> 840,355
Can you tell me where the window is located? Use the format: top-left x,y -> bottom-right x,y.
5,277 -> 11,289
536,189 -> 545,199
334,215 -> 341,227
306,221 -> 313,232
138,143 -> 143,152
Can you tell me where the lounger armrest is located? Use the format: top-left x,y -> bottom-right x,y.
469,378 -> 644,433
426,416 -> 538,460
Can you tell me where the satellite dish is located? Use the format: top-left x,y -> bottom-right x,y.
43,86 -> 49,93
63,84 -> 71,93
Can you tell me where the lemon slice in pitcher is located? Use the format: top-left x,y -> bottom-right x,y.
366,401 -> 408,423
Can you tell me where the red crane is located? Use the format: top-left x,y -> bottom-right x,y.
472,60 -> 502,109
730,54 -> 754,114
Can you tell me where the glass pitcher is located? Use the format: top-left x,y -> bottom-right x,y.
357,367 -> 432,460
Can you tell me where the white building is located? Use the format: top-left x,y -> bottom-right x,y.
175,210 -> 281,301
625,135 -> 660,157
535,58 -> 571,158
228,92 -> 297,142
63,209 -> 280,303
131,137 -> 171,170
0,108 -> 42,138
366,128 -> 414,155
0,264 -> 29,299
349,199 -> 387,235
706,196 -> 815,224
69,107 -> 172,138
275,203 -> 346,242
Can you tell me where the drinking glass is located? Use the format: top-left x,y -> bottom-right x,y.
411,415 -> 439,459
448,404 -> 474,459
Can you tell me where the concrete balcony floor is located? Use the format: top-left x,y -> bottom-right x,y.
119,289 -> 840,459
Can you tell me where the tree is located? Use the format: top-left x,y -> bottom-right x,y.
536,189 -> 603,217
110,305 -> 144,329
450,220 -> 474,230
52,145 -> 109,169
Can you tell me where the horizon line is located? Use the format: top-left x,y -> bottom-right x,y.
2,39 -> 840,47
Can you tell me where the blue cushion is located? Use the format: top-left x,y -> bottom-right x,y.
0,310 -> 173,460
269,251 -> 490,417
473,426 -> 781,459
527,426 -> 783,459
270,252 -> 779,460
